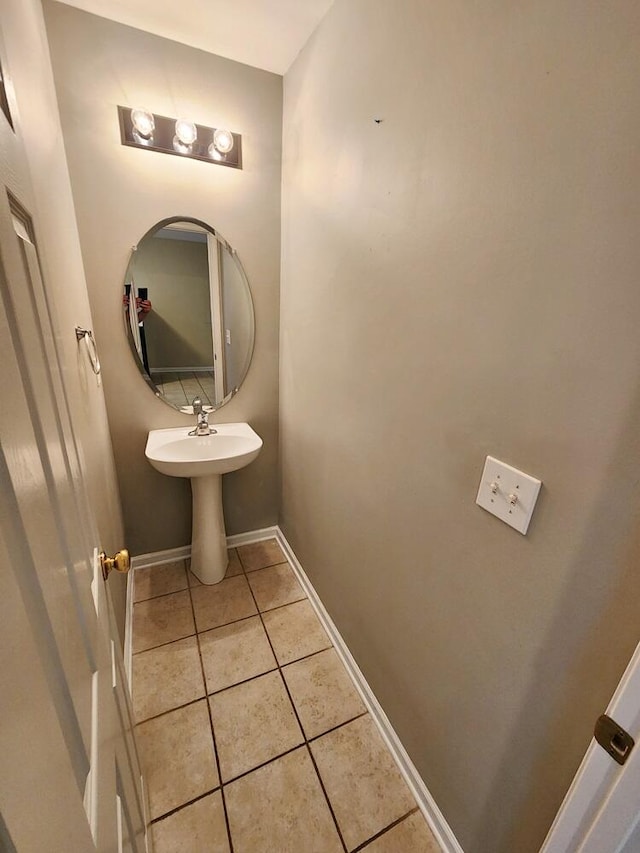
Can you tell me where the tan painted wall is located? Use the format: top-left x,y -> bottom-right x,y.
2,0 -> 127,633
44,2 -> 282,555
280,1 -> 640,850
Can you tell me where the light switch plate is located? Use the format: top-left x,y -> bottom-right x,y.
476,456 -> 541,535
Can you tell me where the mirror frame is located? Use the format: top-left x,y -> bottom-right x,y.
123,216 -> 255,412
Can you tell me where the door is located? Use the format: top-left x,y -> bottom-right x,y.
0,39 -> 147,853
541,639 -> 640,852
208,233 -> 227,404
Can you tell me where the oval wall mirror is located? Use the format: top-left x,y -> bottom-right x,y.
123,217 -> 255,411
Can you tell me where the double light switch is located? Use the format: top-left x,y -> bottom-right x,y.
476,456 -> 542,535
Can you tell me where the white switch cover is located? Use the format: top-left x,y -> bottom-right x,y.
476,456 -> 541,535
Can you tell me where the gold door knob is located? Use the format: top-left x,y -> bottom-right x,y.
100,548 -> 131,580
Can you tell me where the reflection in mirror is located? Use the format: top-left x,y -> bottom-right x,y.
123,218 -> 255,410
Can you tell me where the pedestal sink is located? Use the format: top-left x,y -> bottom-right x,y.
145,424 -> 262,584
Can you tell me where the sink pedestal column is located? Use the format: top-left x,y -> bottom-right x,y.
190,474 -> 228,584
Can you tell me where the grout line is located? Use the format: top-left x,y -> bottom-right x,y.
306,711 -> 369,745
135,693 -> 206,726
235,545 -> 288,575
205,664 -> 280,698
246,591 -> 308,616
243,560 -> 293,584
221,743 -> 306,788
187,580 -> 235,853
133,630 -> 197,656
136,569 -> 310,662
247,588 -> 320,616
350,807 -> 421,853
201,642 -> 343,701
133,581 -> 190,605
132,559 -> 190,603
149,786 -> 223,825
188,573 -> 258,635
241,565 -> 349,853
276,640 -> 334,667
305,744 -> 348,853
196,610 -> 262,638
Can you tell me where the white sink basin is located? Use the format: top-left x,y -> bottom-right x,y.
145,423 -> 262,585
145,423 -> 262,478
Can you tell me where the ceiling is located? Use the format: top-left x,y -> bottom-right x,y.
55,0 -> 335,74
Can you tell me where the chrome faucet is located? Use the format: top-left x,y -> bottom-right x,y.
188,397 -> 216,436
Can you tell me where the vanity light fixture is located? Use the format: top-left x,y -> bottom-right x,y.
212,128 -> 234,154
130,107 -> 155,139
118,105 -> 242,169
174,118 -> 197,147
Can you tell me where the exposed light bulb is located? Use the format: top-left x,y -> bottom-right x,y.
212,128 -> 234,154
174,119 -> 197,146
131,108 -> 155,138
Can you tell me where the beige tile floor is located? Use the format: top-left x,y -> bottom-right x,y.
132,539 -> 442,853
152,371 -> 216,408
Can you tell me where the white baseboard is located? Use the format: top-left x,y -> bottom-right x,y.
124,569 -> 134,691
124,525 -> 464,852
131,544 -> 191,570
149,366 -> 214,374
130,527 -> 279,570
275,528 -> 465,853
226,525 -> 279,547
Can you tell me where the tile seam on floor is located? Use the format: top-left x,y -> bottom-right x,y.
132,631 -> 197,657
243,558 -> 290,573
349,807 -> 421,853
251,592 -> 313,619
132,558 -> 189,593
220,742 -> 306,787
134,588 -> 189,604
275,641 -> 334,668
188,578 -> 235,853
304,742 -> 349,853
148,785 -> 222,825
247,584 -> 308,613
305,711 -> 369,745
241,564 -> 349,853
191,573 -> 258,634
135,693 -> 207,726
204,663 -> 279,699
255,591 -> 334,666
201,640 -> 358,702
133,581 -> 189,604
236,546 -> 288,573
205,600 -> 306,785
132,629 -> 197,656
196,610 -> 261,638
132,578 -> 190,603
135,589 -> 334,719
207,708 -> 373,789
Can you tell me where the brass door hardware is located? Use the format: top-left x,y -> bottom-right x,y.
594,714 -> 635,766
100,549 -> 131,581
